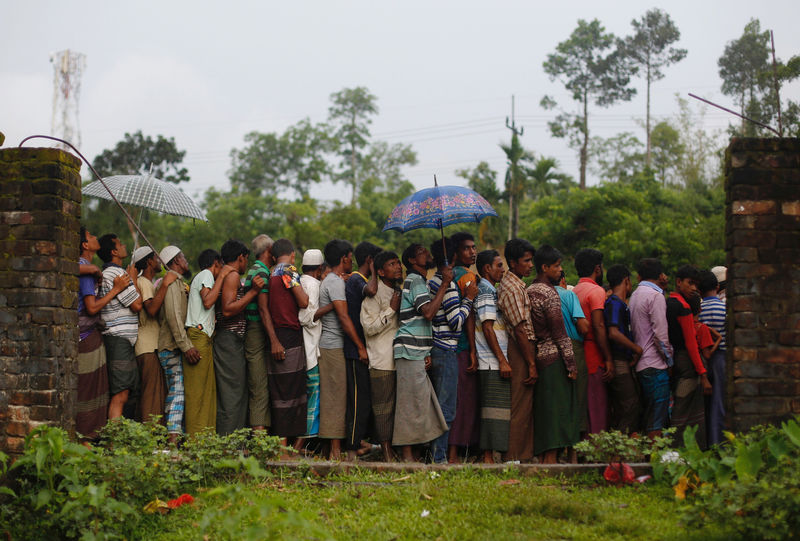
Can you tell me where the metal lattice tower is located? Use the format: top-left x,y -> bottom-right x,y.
50,50 -> 86,149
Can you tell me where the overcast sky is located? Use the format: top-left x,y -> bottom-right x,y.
2,1 -> 798,203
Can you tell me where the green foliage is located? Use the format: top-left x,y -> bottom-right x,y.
657,419 -> 800,540
92,130 -> 190,183
575,429 -> 674,464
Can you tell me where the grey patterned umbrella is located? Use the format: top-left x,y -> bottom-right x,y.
82,173 -> 207,221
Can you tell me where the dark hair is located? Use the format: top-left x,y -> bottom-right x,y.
476,249 -> 499,276
504,238 -> 535,265
675,264 -> 699,282
697,269 -> 719,295
135,251 -> 155,273
80,226 -> 88,247
97,233 -> 118,263
271,238 -> 294,259
323,239 -> 353,267
220,239 -> 249,264
687,293 -> 702,316
430,238 -> 456,267
402,244 -> 422,269
574,248 -> 603,278
534,244 -> 562,274
302,264 -> 320,274
374,250 -> 399,272
637,258 -> 663,281
198,249 -> 222,270
606,264 -> 631,288
450,232 -> 474,249
354,241 -> 382,267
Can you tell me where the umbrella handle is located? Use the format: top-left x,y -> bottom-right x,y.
19,135 -> 162,264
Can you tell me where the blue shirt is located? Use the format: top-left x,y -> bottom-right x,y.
699,296 -> 726,351
604,294 -> 634,360
556,286 -> 585,342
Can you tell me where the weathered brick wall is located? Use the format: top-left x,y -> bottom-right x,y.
0,147 -> 82,454
726,137 -> 800,431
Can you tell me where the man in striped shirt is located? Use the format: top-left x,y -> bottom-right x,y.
97,233 -> 143,420
427,238 -> 477,463
698,269 -> 726,445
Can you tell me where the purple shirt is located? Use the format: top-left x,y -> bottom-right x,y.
629,281 -> 673,372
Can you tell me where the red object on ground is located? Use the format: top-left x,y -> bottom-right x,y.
603,463 -> 635,485
167,493 -> 195,509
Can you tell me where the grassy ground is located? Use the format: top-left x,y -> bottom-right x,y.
133,467 -> 732,540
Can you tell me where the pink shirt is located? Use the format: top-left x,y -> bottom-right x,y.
572,277 -> 606,374
629,281 -> 673,372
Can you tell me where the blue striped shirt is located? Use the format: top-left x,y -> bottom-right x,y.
428,273 -> 473,351
393,272 -> 434,361
699,296 -> 726,351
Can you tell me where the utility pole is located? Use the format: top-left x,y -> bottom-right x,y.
505,95 -> 524,240
50,50 -> 86,152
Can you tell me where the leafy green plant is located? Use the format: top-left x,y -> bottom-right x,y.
657,418 -> 800,540
575,429 -> 674,464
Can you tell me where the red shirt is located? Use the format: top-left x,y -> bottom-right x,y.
695,321 -> 714,351
572,277 -> 606,374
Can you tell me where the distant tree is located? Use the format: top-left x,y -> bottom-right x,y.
622,8 -> 687,167
589,132 -> 645,183
500,133 -> 532,239
524,156 -> 575,200
228,118 -> 332,198
92,130 -> 189,183
327,86 -> 379,204
649,121 -> 684,186
674,96 -> 723,189
456,161 -> 505,248
541,19 -> 637,189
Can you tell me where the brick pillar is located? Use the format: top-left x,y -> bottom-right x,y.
0,147 -> 82,454
726,137 -> 800,431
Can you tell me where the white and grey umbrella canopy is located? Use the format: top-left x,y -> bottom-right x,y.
82,174 -> 207,221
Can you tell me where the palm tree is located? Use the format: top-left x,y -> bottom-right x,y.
524,157 -> 575,201
501,134 -> 531,240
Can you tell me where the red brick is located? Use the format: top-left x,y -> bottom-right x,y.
6,421 -> 30,437
732,347 -> 758,362
782,201 -> 800,216
732,200 -> 777,215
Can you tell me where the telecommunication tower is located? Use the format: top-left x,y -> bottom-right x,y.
50,50 -> 86,149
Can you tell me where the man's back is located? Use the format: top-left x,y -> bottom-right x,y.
629,282 -> 671,371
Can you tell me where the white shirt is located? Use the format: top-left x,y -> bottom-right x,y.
298,273 -> 322,370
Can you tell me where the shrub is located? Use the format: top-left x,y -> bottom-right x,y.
656,419 -> 800,540
574,429 -> 674,464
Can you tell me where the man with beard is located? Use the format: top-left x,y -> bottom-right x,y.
157,246 -> 199,443
215,239 -> 265,435
392,244 -> 451,462
528,245 -> 578,464
131,246 -> 175,425
360,250 -> 403,462
573,248 -> 614,434
496,238 -> 537,462
447,232 -> 480,462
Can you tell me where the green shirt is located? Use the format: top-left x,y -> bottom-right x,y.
244,260 -> 270,322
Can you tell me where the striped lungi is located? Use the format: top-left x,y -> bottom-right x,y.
267,327 -> 307,438
369,368 -> 396,443
392,358 -> 447,446
318,347 -> 347,439
478,370 -> 510,453
306,366 -> 320,437
76,330 -> 109,441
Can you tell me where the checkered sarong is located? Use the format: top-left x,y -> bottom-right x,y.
158,349 -> 185,434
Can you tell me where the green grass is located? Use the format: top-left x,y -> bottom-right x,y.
136,468 -> 733,540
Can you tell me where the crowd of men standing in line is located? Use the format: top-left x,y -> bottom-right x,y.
76,225 -> 727,462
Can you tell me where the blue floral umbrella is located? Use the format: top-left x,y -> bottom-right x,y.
383,178 -> 498,264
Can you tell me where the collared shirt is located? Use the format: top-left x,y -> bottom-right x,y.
496,271 -> 535,342
185,269 -> 216,338
604,293 -> 633,361
361,280 -> 399,370
699,296 -> 726,351
630,280 -> 673,372
158,270 -> 193,353
298,273 -> 322,370
244,260 -> 271,322
343,272 -> 369,360
135,275 -> 159,356
98,263 -> 140,345
474,279 -> 508,371
428,273 -> 473,351
556,285 -> 585,342
393,270 -> 433,361
528,281 -> 575,372
573,277 -> 606,374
